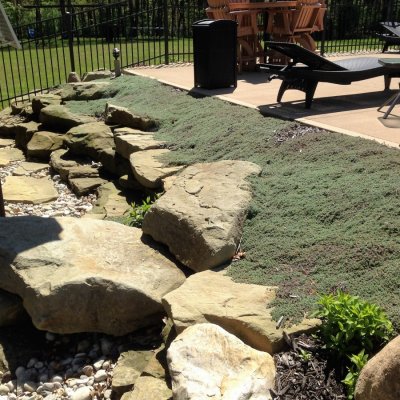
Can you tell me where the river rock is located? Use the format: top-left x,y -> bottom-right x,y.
143,160 -> 261,271
129,149 -> 182,189
65,122 -> 114,160
3,176 -> 58,204
163,270 -> 320,354
355,335 -> 400,400
167,323 -> 276,400
39,105 -> 95,132
0,148 -> 24,167
105,104 -> 156,131
26,131 -> 64,160
0,217 -> 186,335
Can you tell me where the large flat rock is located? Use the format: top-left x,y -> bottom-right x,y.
163,270 -> 320,354
26,131 -> 64,160
130,149 -> 183,189
0,217 -> 186,335
0,138 -> 14,148
167,323 -> 276,400
142,160 -> 261,271
39,105 -> 95,132
3,176 -> 58,204
115,134 -> 164,160
12,161 -> 49,176
0,148 -> 24,167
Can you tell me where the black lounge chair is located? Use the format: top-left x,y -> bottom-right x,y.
376,22 -> 400,53
259,41 -> 400,108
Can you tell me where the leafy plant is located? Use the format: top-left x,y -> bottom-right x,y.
298,349 -> 312,362
125,195 -> 156,228
314,291 -> 394,399
342,350 -> 369,400
314,291 -> 393,358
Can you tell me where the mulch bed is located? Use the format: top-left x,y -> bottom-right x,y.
272,333 -> 346,400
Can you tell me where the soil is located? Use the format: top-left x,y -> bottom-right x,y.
272,334 -> 347,400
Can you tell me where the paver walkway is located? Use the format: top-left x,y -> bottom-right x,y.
125,53 -> 400,149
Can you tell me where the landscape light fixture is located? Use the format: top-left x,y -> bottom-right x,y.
113,47 -> 120,60
113,47 -> 121,77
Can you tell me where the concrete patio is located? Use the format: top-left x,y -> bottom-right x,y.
125,53 -> 400,149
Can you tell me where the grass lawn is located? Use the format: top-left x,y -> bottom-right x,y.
66,75 -> 400,331
0,37 -> 193,107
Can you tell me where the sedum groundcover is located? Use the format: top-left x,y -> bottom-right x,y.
67,76 -> 400,329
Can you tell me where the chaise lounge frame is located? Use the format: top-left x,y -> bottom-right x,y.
376,21 -> 400,53
259,41 -> 400,108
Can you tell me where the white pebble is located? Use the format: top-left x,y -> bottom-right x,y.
39,373 -> 49,383
8,394 -> 17,400
34,361 -> 44,369
42,382 -> 55,391
6,381 -> 15,392
103,389 -> 112,399
23,381 -> 38,392
82,365 -> 93,377
102,360 -> 110,370
71,386 -> 92,400
93,359 -> 104,371
0,385 -> 9,395
94,369 -> 107,382
51,375 -> 63,383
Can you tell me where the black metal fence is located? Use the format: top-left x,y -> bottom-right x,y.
2,0 -> 400,109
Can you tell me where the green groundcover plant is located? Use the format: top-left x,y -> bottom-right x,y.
314,291 -> 394,399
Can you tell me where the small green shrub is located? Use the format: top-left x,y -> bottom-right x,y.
314,291 -> 394,399
315,291 -> 393,358
342,350 -> 369,400
125,196 -> 155,228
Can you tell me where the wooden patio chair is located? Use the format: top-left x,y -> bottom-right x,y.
206,0 -> 264,72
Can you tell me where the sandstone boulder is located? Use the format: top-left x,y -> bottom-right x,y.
105,104 -> 156,131
13,161 -> 49,176
0,148 -> 24,167
112,350 -> 153,395
14,121 -> 41,150
113,127 -> 153,137
121,376 -> 172,400
65,122 -> 114,160
143,160 -> 261,271
50,149 -> 81,181
89,182 -> 131,219
0,217 -> 186,335
10,100 -> 31,115
355,335 -> 400,400
26,131 -> 64,160
39,105 -> 95,132
167,323 -> 276,400
0,138 -> 14,148
0,116 -> 37,139
3,176 -> 58,204
163,270 -> 320,354
115,134 -> 164,160
60,82 -> 115,101
69,177 -> 107,196
130,149 -> 183,189
67,72 -> 81,83
82,70 -> 112,82
31,94 -> 62,116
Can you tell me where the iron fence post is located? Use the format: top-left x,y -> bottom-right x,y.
0,181 -> 5,217
163,0 -> 169,65
66,11 -> 75,72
